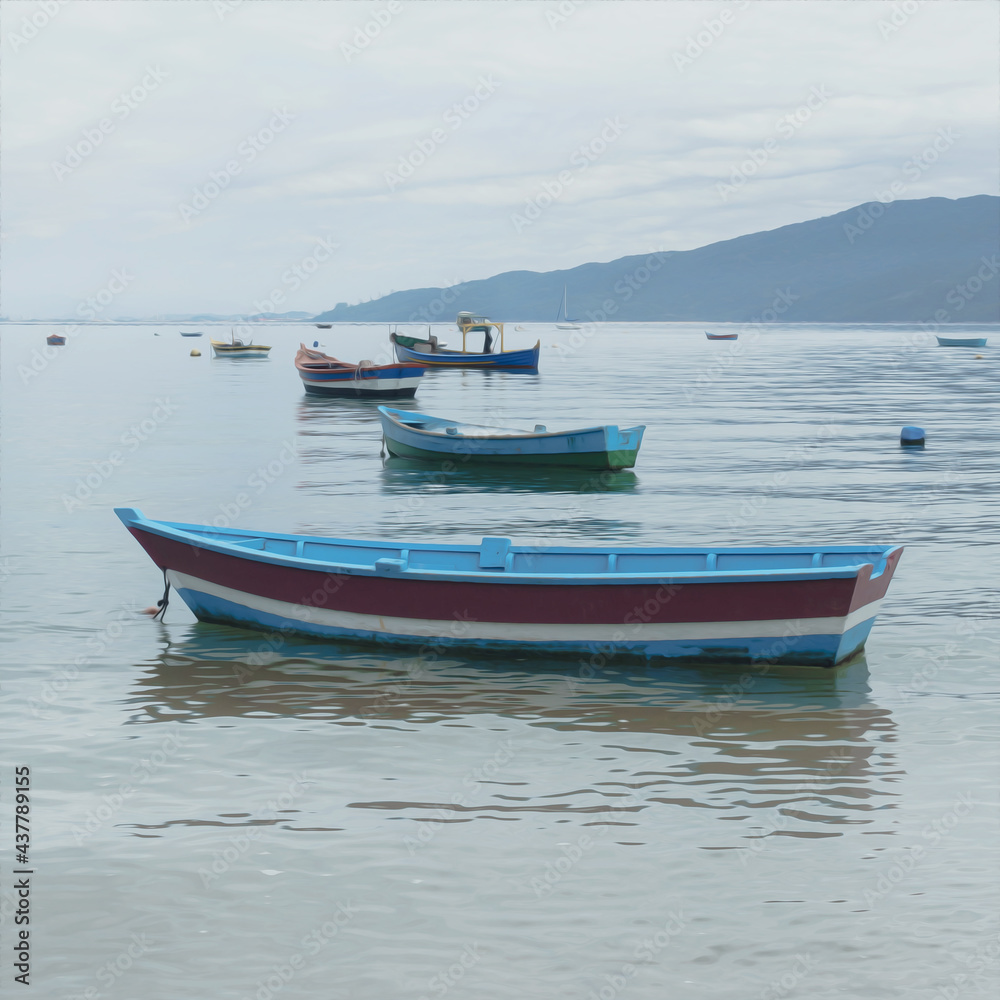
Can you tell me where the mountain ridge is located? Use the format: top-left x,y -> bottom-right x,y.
314,195 -> 999,324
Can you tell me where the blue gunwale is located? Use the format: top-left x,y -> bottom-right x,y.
115,508 -> 900,588
378,406 -> 644,442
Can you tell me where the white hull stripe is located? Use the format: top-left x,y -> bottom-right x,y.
300,375 -> 423,389
168,571 -> 881,642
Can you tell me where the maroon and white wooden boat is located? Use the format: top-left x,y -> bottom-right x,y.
116,508 -> 903,668
295,344 -> 425,398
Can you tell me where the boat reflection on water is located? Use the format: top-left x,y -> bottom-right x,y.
379,456 -> 640,496
131,625 -> 899,839
296,396 -> 388,425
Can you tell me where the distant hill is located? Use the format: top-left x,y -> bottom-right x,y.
117,311 -> 315,322
314,195 -> 999,324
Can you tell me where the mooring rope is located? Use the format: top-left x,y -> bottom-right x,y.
153,568 -> 171,621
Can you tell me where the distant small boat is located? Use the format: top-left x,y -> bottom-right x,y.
316,323 -> 333,329
116,507 -> 904,668
705,331 -> 738,340
555,286 -> 581,330
378,406 -> 645,470
295,344 -> 424,397
180,331 -> 203,337
211,331 -> 272,357
936,336 -> 987,347
46,334 -> 66,346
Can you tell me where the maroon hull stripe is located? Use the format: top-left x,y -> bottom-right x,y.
130,529 -> 867,626
847,548 -> 900,612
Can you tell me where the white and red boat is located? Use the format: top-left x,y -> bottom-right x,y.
116,507 -> 903,668
295,344 -> 425,398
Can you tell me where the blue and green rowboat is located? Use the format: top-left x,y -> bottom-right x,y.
935,335 -> 987,347
378,406 -> 645,470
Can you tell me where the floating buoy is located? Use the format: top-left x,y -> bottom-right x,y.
313,340 -> 320,347
190,349 -> 201,356
900,425 -> 925,447
975,354 -> 983,359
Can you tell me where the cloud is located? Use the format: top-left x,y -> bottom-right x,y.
1,0 -> 996,317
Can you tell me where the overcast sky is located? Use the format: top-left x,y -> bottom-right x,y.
1,0 -> 997,318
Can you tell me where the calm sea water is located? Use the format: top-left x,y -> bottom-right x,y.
1,321 -> 998,1000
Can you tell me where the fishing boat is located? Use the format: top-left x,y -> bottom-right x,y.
295,344 -> 425,398
180,331 -> 203,337
116,507 -> 903,668
705,331 -> 738,340
555,286 -> 581,330
210,331 -> 272,357
46,334 -> 66,346
935,335 -> 987,347
378,406 -> 644,470
390,313 -> 540,371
